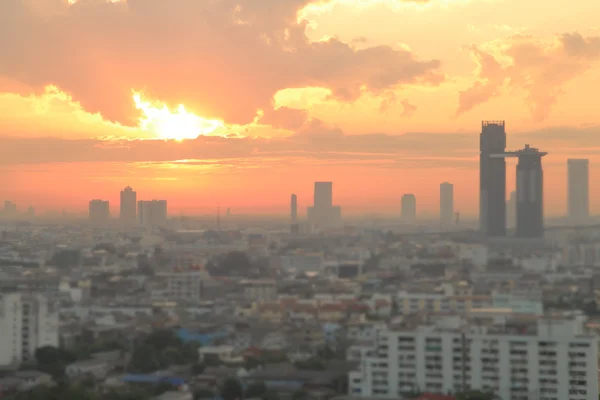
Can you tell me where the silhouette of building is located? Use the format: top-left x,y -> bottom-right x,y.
138,200 -> 168,227
440,182 -> 454,228
567,159 -> 589,224
314,182 -> 333,211
120,186 -> 137,225
506,190 -> 516,229
308,182 -> 341,228
89,199 -> 109,224
4,201 -> 16,215
492,144 -> 547,239
401,194 -> 416,222
290,194 -> 299,234
480,120 -> 507,237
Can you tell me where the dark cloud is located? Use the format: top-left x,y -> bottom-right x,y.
1,124 -> 599,166
458,33 -> 600,119
0,0 -> 443,126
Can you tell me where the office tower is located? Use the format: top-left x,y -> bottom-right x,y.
309,182 -> 341,228
138,200 -> 168,227
314,182 -> 333,211
401,194 -> 416,221
88,199 -> 109,224
120,186 -> 137,225
492,144 -> 547,239
26,206 -> 35,217
290,194 -> 299,234
440,182 -> 454,228
480,121 -> 507,237
0,293 -> 59,365
506,190 -> 516,229
348,314 -> 599,400
291,194 -> 297,222
567,159 -> 589,223
3,201 -> 16,215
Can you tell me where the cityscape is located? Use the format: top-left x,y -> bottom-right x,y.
1,1 -> 600,400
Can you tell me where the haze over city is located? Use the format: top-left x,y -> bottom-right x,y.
4,2 -> 600,400
1,0 -> 600,216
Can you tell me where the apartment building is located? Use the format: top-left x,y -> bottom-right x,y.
0,292 -> 59,365
348,313 -> 597,400
396,283 -> 491,315
158,268 -> 211,303
240,279 -> 277,302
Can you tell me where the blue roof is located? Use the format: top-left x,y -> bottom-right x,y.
122,374 -> 185,386
176,328 -> 229,346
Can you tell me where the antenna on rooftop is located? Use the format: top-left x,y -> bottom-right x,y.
217,203 -> 221,231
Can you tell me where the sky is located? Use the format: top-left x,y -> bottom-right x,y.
1,0 -> 600,217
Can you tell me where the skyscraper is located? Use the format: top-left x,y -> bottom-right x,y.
120,186 -> 137,225
480,121 -> 507,237
314,182 -> 333,211
492,144 -> 547,239
401,194 -> 416,222
291,194 -> 298,223
506,191 -> 516,229
567,159 -> 589,224
290,194 -> 299,234
308,181 -> 341,228
440,182 -> 454,228
138,200 -> 168,227
89,199 -> 110,224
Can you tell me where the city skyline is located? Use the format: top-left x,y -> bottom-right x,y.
0,0 -> 599,216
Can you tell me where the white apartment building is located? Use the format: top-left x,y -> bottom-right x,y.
0,292 -> 59,365
158,269 -> 211,303
348,313 -> 597,400
240,279 -> 277,302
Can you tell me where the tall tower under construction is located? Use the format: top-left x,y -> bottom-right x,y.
480,121 -> 507,237
491,144 -> 547,239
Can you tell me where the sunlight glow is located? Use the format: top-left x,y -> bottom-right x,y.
133,91 -> 224,141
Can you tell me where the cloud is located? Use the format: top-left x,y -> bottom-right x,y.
0,0 -> 443,126
2,123 -> 600,168
458,33 -> 600,119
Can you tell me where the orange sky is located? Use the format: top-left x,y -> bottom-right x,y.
0,0 -> 600,217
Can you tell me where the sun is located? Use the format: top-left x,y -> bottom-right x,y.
132,91 -> 224,140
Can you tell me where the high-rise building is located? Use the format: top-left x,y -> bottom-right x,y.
120,186 -> 137,225
290,194 -> 299,234
309,182 -> 341,228
291,194 -> 297,223
506,190 -> 516,229
568,159 -> 589,224
440,182 -> 454,228
3,201 -> 16,215
348,313 -> 599,400
88,199 -> 109,224
401,194 -> 416,222
0,293 -> 59,365
138,200 -> 168,227
493,145 -> 547,239
480,121 -> 507,237
314,182 -> 333,211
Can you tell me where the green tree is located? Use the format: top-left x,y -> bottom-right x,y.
291,390 -> 308,400
221,378 -> 243,400
262,389 -> 279,400
456,390 -> 496,400
194,389 -> 216,400
245,382 -> 267,398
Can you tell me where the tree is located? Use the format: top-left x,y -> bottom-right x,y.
50,249 -> 81,268
194,389 -> 216,400
262,390 -> 279,400
291,390 -> 308,400
221,378 -> 243,400
456,390 -> 496,400
245,382 -> 267,398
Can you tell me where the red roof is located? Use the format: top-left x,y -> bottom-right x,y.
417,394 -> 455,400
